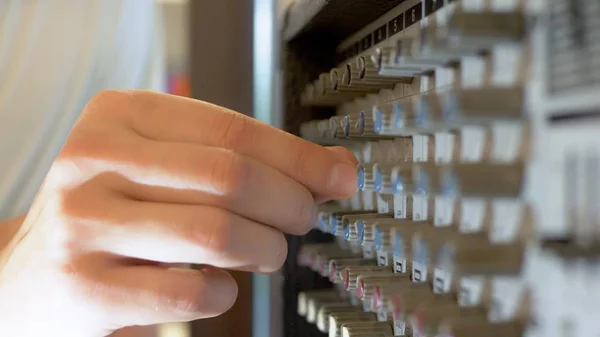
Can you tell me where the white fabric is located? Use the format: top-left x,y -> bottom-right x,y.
0,0 -> 166,219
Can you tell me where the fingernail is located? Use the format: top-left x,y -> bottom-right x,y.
328,163 -> 358,197
327,146 -> 358,165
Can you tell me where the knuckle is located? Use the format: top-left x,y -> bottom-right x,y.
291,144 -> 311,181
58,186 -> 92,220
210,150 -> 250,198
168,282 -> 207,314
88,89 -> 126,105
84,90 -> 131,116
58,127 -> 107,160
294,191 -> 317,235
197,210 -> 233,253
57,178 -> 109,222
84,90 -> 153,126
217,112 -> 254,150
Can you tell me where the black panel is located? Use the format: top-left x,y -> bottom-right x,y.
281,3 -> 409,337
285,0 -> 407,44
282,231 -> 335,337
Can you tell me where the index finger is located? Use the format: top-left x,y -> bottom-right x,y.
89,90 -> 358,199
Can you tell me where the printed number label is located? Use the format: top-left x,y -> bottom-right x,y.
488,298 -> 503,320
458,285 -> 471,305
433,276 -> 445,293
393,194 -> 406,218
413,268 -> 423,282
378,251 -> 390,266
363,246 -> 375,259
362,299 -> 372,312
394,258 -> 405,273
394,320 -> 406,335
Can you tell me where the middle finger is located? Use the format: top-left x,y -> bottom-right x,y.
105,139 -> 318,235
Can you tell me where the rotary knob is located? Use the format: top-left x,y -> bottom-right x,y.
298,289 -> 343,317
329,311 -> 378,337
341,321 -> 394,337
329,257 -> 378,283
341,265 -> 393,291
341,213 -> 393,239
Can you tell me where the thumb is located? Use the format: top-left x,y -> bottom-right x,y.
313,147 -> 358,204
326,146 -> 358,165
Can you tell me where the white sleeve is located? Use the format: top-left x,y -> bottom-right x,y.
0,0 -> 167,219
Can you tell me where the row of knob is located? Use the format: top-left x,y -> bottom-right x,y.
301,7 -> 530,109
358,161 -> 524,198
300,87 -> 526,140
297,241 -> 528,337
309,204 -> 529,277
295,3 -> 538,337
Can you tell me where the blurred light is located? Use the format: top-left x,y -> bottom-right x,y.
158,322 -> 191,337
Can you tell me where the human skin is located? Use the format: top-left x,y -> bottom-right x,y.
0,90 -> 357,337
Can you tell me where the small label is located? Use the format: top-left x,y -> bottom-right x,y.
491,124 -> 520,163
378,250 -> 390,266
433,242 -> 454,293
412,135 -> 425,162
377,308 -> 388,322
412,264 -> 426,282
425,0 -> 444,15
433,268 -> 452,293
393,254 -> 406,274
490,201 -> 522,243
388,13 -> 404,37
393,231 -> 406,273
461,56 -> 486,88
393,317 -> 406,335
459,199 -> 486,232
373,24 -> 387,44
435,132 -> 453,163
362,191 -> 375,211
458,276 -> 484,306
393,194 -> 407,219
405,3 -> 423,28
377,194 -> 391,213
434,196 -> 454,226
460,126 -> 486,162
488,277 -> 525,322
360,34 -> 373,52
412,238 -> 428,282
412,195 -> 428,221
363,245 -> 375,259
362,298 -> 372,312
491,44 -> 521,86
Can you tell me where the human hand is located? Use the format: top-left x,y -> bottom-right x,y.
0,90 -> 357,336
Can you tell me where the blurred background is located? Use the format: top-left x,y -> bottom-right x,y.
154,0 -> 284,336
1,0 -> 287,336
